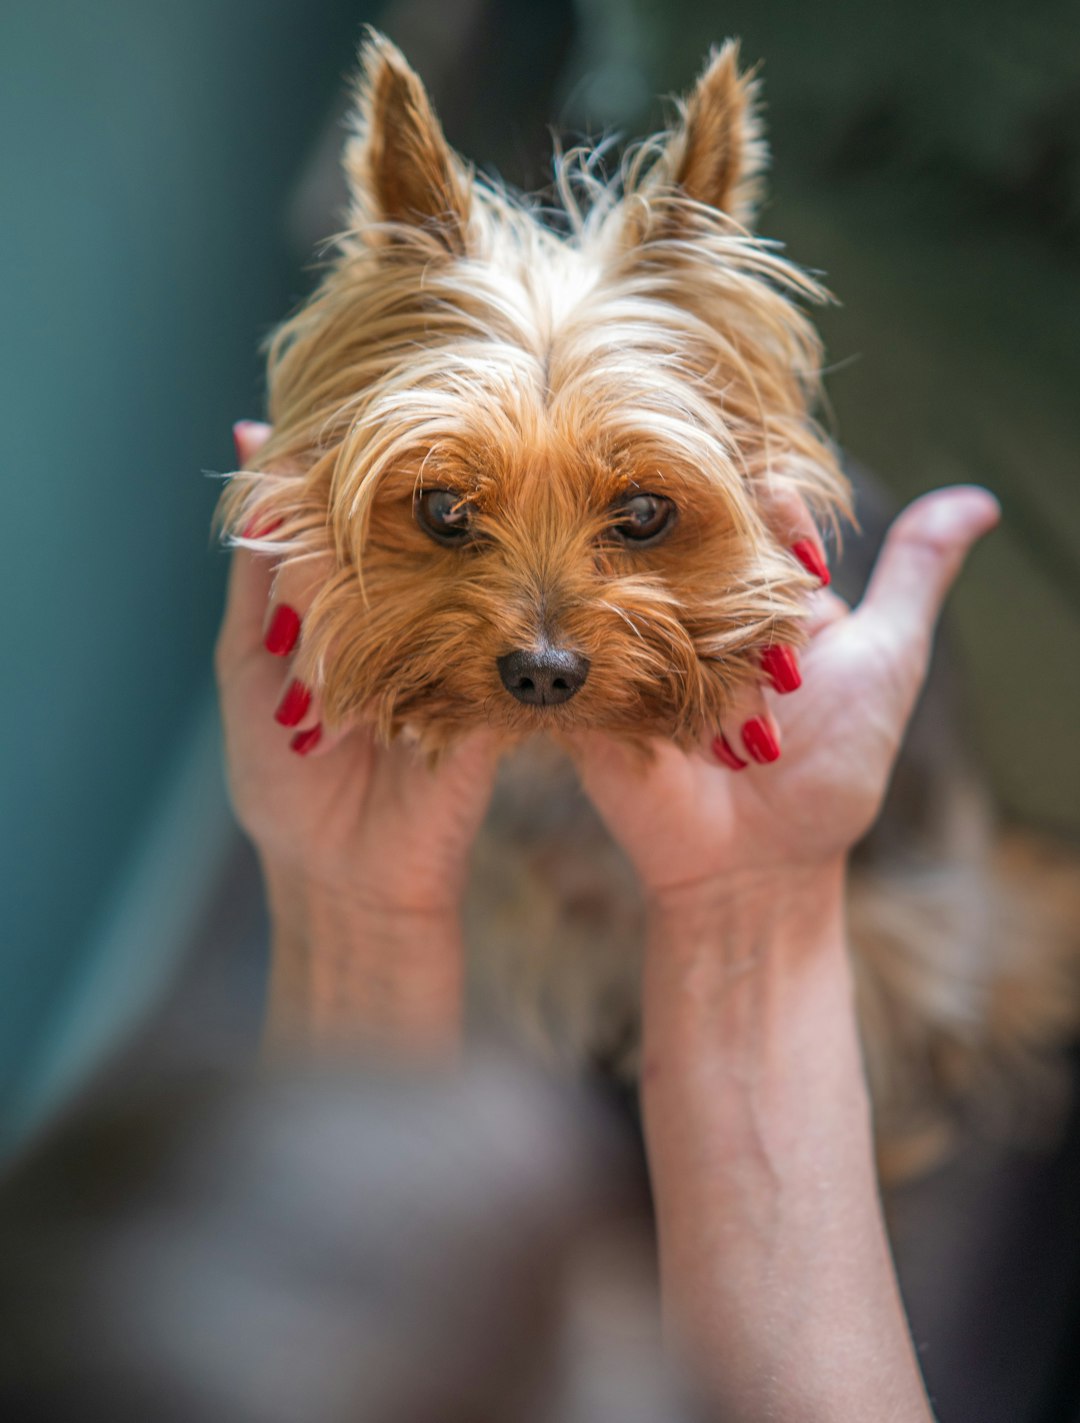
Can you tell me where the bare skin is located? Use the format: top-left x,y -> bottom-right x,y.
217,419 -> 998,1418
575,484 -> 999,1421
217,422 -> 499,1051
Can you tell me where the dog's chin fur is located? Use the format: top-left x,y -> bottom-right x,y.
218,32 -> 848,750
218,32 -> 1080,1178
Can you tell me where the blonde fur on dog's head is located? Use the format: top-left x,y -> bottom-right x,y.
220,32 -> 850,747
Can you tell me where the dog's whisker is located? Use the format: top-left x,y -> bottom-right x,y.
598,601 -> 645,641
202,31 -> 1060,1192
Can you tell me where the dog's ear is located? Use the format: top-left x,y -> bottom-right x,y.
632,40 -> 767,232
345,30 -> 471,254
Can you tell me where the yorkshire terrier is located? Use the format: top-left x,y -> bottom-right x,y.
221,32 -> 1080,1177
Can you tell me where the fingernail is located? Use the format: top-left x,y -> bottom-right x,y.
742,718 -> 781,764
760,645 -> 802,694
232,420 -> 259,466
792,539 -> 830,587
275,680 -> 311,727
264,604 -> 300,657
290,726 -> 322,756
712,734 -> 748,770
240,514 -> 283,540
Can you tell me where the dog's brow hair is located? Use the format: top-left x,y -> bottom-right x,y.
216,38 -> 851,739
221,143 -> 845,532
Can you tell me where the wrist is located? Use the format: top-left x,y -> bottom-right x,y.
641,853 -> 863,1162
262,863 -> 465,1055
644,857 -> 848,979
263,858 -> 463,935
643,853 -> 853,1024
639,859 -> 926,1419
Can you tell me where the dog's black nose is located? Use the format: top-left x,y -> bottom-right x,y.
497,646 -> 590,707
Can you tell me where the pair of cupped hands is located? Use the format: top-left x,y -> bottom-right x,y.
217,420 -> 999,938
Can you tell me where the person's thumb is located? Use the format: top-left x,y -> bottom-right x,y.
857,486 -> 1000,668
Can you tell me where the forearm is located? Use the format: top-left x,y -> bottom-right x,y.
262,865 -> 465,1056
642,864 -> 933,1422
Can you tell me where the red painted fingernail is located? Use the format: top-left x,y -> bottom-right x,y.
240,514 -> 283,540
290,725 -> 322,756
275,680 -> 311,727
712,734 -> 748,770
264,604 -> 300,657
791,539 -> 830,587
742,718 -> 781,763
760,645 -> 802,694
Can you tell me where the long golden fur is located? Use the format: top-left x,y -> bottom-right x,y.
220,33 -> 849,747
219,33 -> 1080,1177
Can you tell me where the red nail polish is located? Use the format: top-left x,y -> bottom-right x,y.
742,718 -> 781,764
240,514 -> 283,540
275,680 -> 311,727
712,734 -> 748,770
760,645 -> 802,694
290,726 -> 322,756
791,539 -> 830,587
264,604 -> 301,657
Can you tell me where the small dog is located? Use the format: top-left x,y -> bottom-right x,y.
222,33 -> 1080,1176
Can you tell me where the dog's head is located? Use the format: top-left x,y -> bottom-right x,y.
222,33 -> 848,748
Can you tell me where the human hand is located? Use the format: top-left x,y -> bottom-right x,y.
216,422 -> 500,1046
574,486 -> 1000,910
578,490 -> 999,1423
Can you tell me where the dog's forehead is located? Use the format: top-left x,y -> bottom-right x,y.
357,274 -> 752,513
406,411 -> 728,514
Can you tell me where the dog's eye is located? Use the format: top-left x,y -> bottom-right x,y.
610,493 -> 677,546
415,489 -> 474,546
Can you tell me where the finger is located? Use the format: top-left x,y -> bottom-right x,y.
287,721 -> 353,759
803,587 -> 849,636
857,486 -> 1000,654
759,644 -> 802,695
267,559 -> 330,635
708,592 -> 848,770
216,547 -> 277,674
215,421 -> 279,667
230,422 -> 283,544
728,594 -> 849,766
433,730 -> 503,818
233,420 -> 272,469
264,555 -> 338,734
373,730 -> 502,849
714,685 -> 782,767
710,730 -> 748,771
760,483 -> 831,586
273,673 -> 319,734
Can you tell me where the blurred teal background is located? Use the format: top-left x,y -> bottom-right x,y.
0,0 -> 364,1136
2,0 -> 1078,1142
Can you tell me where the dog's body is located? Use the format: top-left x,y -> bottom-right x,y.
222,34 -> 1080,1175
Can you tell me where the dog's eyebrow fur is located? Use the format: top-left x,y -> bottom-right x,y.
220,181 -> 846,546
212,32 -> 1080,1201
217,32 -> 849,740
